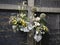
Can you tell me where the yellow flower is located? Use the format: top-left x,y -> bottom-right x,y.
45,26 -> 48,32
12,19 -> 17,25
20,19 -> 27,27
43,25 -> 48,32
22,23 -> 27,27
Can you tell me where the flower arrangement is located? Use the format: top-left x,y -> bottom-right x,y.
9,1 -> 48,42
33,13 -> 48,42
9,12 -> 33,32
9,12 -> 48,42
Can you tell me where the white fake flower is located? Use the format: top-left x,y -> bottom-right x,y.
17,18 -> 21,21
34,22 -> 40,26
35,17 -> 40,21
36,31 -> 39,34
27,24 -> 33,30
20,28 -> 24,31
42,31 -> 45,34
24,14 -> 26,16
34,34 -> 42,42
23,27 -> 29,32
20,27 -> 29,32
40,30 -> 45,34
20,13 -> 26,18
12,25 -> 17,30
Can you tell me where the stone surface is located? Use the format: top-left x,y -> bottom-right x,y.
0,0 -> 27,5
0,10 -> 27,45
34,0 -> 60,8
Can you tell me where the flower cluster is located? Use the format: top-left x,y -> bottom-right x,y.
9,12 -> 34,32
9,1 -> 48,42
9,12 -> 48,42
33,13 -> 48,42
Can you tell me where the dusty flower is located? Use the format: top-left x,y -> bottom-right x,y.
35,17 -> 40,21
34,22 -> 40,26
40,13 -> 46,18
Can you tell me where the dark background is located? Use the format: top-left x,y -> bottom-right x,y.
0,0 -> 60,45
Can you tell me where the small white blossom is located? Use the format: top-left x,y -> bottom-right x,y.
28,24 -> 33,30
20,28 -> 24,31
34,22 -> 40,26
35,17 -> 40,21
34,34 -> 42,42
17,18 -> 21,21
24,14 -> 26,16
12,25 -> 17,30
23,27 -> 29,32
36,31 -> 39,34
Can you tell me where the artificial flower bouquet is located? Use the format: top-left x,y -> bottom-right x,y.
32,13 -> 48,42
9,12 -> 48,42
9,12 -> 34,32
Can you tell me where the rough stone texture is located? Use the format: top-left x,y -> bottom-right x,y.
0,0 -> 27,5
46,13 -> 60,29
46,13 -> 60,45
34,0 -> 60,8
0,10 -> 27,45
